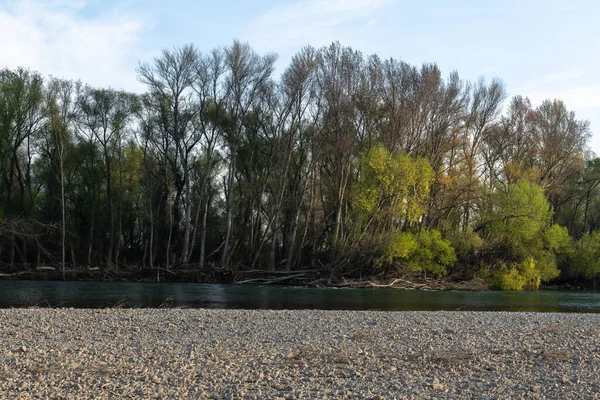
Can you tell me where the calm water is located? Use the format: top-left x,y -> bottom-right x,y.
0,281 -> 600,312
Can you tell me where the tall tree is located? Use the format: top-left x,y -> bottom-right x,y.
138,44 -> 201,267
76,87 -> 138,266
220,41 -> 276,268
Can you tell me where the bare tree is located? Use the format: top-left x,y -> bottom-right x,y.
138,44 -> 201,267
220,41 -> 276,268
76,87 -> 138,267
45,78 -> 80,279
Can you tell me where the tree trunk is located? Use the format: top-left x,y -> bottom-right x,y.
179,153 -> 191,265
199,196 -> 209,270
106,155 -> 114,268
87,201 -> 95,268
285,193 -> 304,271
187,197 -> 202,266
166,194 -> 173,271
114,146 -> 124,267
60,154 -> 66,280
221,157 -> 235,268
149,199 -> 154,270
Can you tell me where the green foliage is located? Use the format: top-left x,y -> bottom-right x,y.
543,224 -> 572,253
376,229 -> 456,277
486,180 -> 552,253
563,231 -> 600,280
481,265 -> 525,291
353,147 -> 452,276
479,180 -> 568,288
0,46 -> 594,286
443,224 -> 483,259
353,146 -> 434,226
482,258 -> 541,291
411,230 -> 457,276
377,231 -> 418,267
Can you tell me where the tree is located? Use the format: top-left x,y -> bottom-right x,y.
44,78 -> 79,279
530,99 -> 590,202
352,146 -> 434,236
0,68 -> 44,267
0,42 -> 595,290
138,44 -> 201,267
564,232 -> 600,283
77,87 -> 138,266
477,180 -> 566,289
220,41 -> 276,268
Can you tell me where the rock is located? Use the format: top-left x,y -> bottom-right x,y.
0,309 -> 599,398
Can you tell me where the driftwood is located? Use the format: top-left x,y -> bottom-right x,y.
0,271 -> 30,277
151,267 -> 177,275
235,272 -> 309,285
237,269 -> 319,275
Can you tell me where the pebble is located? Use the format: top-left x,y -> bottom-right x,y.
0,309 -> 598,398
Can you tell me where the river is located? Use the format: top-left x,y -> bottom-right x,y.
1,280 -> 599,311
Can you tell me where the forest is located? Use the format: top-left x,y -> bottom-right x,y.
0,41 -> 598,290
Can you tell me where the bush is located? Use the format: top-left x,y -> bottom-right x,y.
376,229 -> 456,277
481,258 -> 541,291
478,180 -> 573,289
443,225 -> 483,259
376,232 -> 418,268
563,231 -> 600,281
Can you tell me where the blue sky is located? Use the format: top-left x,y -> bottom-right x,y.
1,0 -> 599,152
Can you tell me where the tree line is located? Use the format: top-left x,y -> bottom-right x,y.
0,41 -> 598,288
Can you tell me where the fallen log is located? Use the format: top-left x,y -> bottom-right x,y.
235,272 -> 308,285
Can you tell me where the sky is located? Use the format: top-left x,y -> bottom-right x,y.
1,0 -> 600,152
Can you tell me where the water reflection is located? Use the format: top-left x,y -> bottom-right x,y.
0,280 -> 599,312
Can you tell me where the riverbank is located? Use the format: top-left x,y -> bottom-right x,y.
1,309 -> 599,399
0,266 -> 494,291
1,265 -> 586,292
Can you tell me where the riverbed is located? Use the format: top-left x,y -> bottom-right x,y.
1,309 -> 599,398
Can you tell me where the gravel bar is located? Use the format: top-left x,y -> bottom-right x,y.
1,309 -> 600,399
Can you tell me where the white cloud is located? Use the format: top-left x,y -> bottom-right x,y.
244,0 -> 394,61
0,0 -> 145,92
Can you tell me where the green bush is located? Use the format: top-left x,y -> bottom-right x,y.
481,258 -> 541,291
478,180 -> 573,288
376,231 -> 418,268
443,225 -> 483,259
376,229 -> 456,277
564,231 -> 600,281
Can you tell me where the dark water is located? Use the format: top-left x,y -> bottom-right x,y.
0,280 -> 599,312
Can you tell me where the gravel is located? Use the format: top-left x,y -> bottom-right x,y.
1,309 -> 599,399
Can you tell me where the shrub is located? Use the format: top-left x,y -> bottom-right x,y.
481,257 -> 541,291
563,231 -> 600,281
478,180 -> 573,289
376,229 -> 456,277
